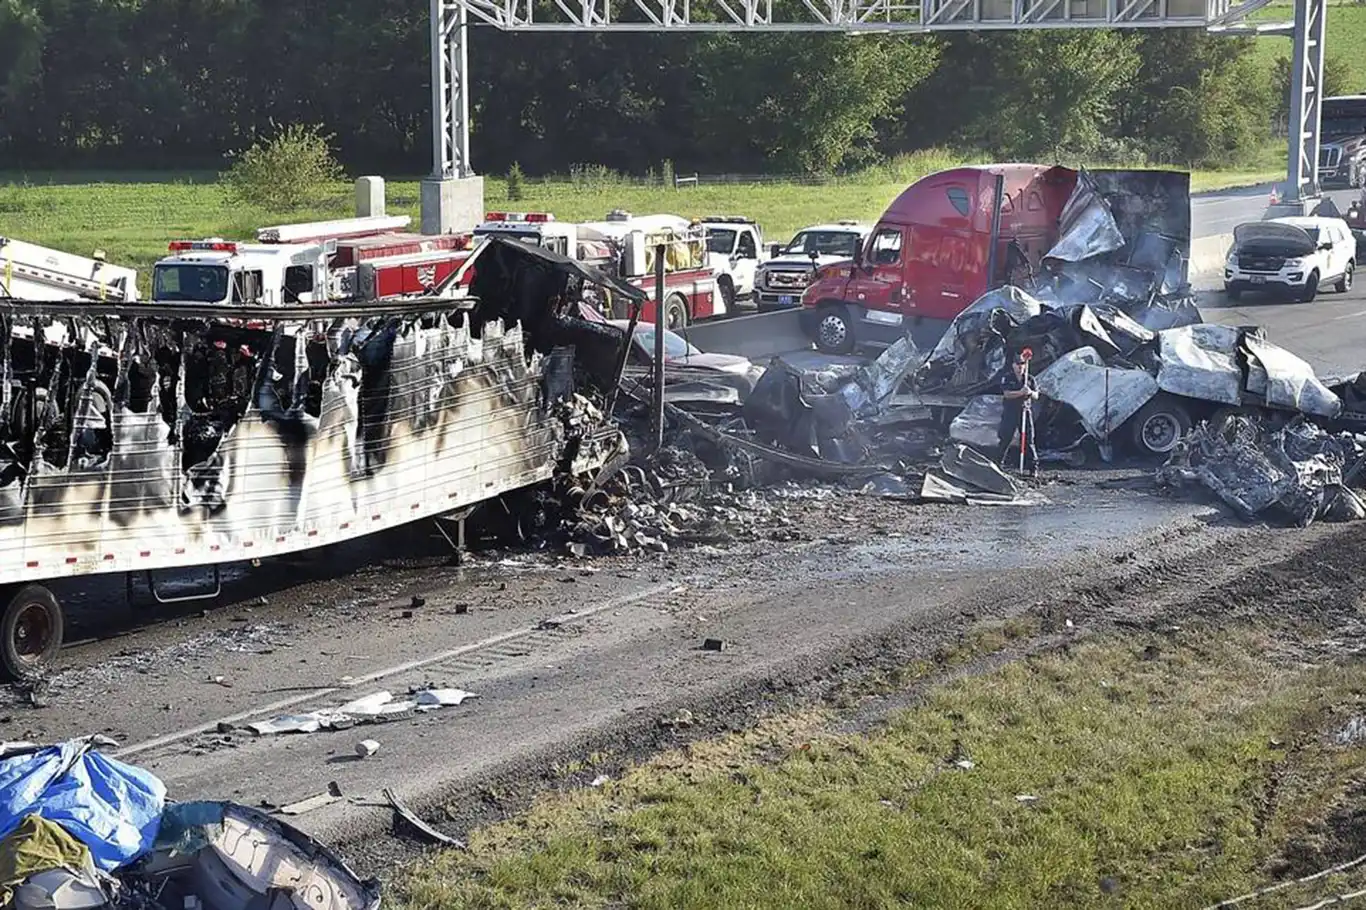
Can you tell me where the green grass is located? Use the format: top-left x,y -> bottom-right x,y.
394,620 -> 1366,910
1251,0 -> 1366,93
0,147 -> 1282,295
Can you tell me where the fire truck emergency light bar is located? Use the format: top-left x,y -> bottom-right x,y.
168,240 -> 239,253
484,212 -> 555,223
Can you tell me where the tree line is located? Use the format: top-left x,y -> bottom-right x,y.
0,0 -> 1356,177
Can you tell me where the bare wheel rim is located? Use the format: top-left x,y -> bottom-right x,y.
1142,413 -> 1180,453
11,601 -> 53,661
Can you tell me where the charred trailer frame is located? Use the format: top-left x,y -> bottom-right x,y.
0,237 -> 641,679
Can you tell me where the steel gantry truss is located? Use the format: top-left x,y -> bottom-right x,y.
426,0 -> 1326,221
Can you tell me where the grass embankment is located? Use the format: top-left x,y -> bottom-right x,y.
1252,0 -> 1366,91
0,147 -> 1282,295
395,617 -> 1366,910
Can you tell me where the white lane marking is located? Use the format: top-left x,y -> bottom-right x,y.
112,581 -> 680,759
1331,309 -> 1366,322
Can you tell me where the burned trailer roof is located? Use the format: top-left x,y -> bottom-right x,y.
0,246 -> 630,587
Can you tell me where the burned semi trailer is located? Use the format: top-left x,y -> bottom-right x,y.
0,237 -> 641,679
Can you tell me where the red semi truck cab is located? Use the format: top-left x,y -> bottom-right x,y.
798,164 -> 1082,355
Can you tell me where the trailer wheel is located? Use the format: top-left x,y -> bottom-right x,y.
663,294 -> 690,331
1130,396 -> 1193,457
1,585 -> 63,680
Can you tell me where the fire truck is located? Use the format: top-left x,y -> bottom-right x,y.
151,215 -> 474,306
473,210 -> 724,329
0,237 -> 139,302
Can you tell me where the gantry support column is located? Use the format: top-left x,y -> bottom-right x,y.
421,0 -> 485,235
1281,0 -> 1325,210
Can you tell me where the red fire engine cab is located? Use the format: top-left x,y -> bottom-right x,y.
151,215 -> 474,307
473,210 -> 725,329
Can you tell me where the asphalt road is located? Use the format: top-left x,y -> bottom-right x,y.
1192,184 -> 1359,238
1192,183 -> 1365,378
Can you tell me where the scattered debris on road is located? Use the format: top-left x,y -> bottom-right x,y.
383,789 -> 465,850
245,688 -> 478,737
0,735 -> 379,910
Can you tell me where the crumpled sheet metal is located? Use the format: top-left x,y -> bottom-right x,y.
1242,334 -> 1344,419
940,443 -> 1021,499
839,335 -> 922,418
1155,324 -> 1243,406
1035,347 -> 1158,439
949,396 -> 1003,450
1046,171 -> 1126,264
1159,418 -> 1359,527
925,286 -> 1047,369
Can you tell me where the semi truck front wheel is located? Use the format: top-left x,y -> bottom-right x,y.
814,304 -> 855,355
1,584 -> 63,680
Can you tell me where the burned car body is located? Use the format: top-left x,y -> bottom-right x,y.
0,237 -> 638,677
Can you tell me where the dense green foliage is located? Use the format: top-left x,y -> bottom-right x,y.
0,0 -> 1358,176
220,123 -> 346,210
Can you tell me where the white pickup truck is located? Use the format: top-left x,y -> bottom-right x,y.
698,216 -> 768,310
753,222 -> 872,312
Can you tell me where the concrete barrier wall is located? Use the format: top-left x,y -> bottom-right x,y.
1190,233 -> 1234,279
678,309 -> 810,359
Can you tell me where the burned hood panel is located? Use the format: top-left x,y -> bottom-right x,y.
1243,334 -> 1343,419
1156,324 -> 1243,406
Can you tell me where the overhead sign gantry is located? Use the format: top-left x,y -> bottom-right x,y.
420,0 -> 1327,232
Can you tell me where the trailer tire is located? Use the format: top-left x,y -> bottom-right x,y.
1130,396 -> 1193,457
1,584 -> 62,680
814,304 -> 856,355
663,294 -> 690,331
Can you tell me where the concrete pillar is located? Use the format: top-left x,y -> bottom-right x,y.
355,177 -> 387,217
420,176 -> 485,235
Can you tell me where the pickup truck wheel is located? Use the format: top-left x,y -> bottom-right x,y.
814,305 -> 855,355
1130,396 -> 1193,457
1,584 -> 63,680
1337,262 -> 1354,294
718,276 -> 737,316
663,294 -> 690,331
1300,271 -> 1320,303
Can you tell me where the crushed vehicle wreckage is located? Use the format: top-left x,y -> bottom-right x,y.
0,236 -> 644,679
0,736 -> 380,910
595,169 -> 1366,528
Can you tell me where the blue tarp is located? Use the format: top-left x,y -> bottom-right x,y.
0,739 -> 166,872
